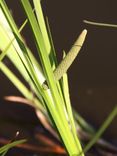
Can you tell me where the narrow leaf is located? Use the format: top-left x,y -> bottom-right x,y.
0,139 -> 26,154
84,20 -> 117,28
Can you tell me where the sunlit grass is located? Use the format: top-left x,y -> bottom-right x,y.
0,0 -> 117,155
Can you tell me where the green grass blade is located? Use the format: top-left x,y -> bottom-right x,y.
20,0 -> 57,92
33,0 -> 57,69
62,72 -> 82,148
0,17 -> 27,62
33,0 -> 51,54
83,106 -> 117,154
60,51 -> 82,149
0,1 -> 44,83
0,62 -> 33,100
13,33 -> 42,93
46,17 -> 58,68
20,0 -> 66,118
0,22 -> 27,80
0,0 -> 18,35
84,20 -> 117,28
0,62 -> 44,111
0,5 -> 46,99
0,22 -> 42,99
74,110 -> 95,134
0,20 -> 30,81
0,2 -> 46,111
0,139 -> 26,154
61,52 -> 75,128
0,6 -> 36,83
1,151 -> 7,156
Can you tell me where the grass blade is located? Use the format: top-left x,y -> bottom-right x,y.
84,20 -> 117,28
0,4 -> 46,99
33,0 -> 57,69
33,0 -> 51,54
46,17 -> 58,68
83,106 -> 117,154
0,139 -> 26,154
0,62 -> 44,111
0,16 -> 27,62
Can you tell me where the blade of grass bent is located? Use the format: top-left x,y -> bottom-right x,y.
0,139 -> 26,154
